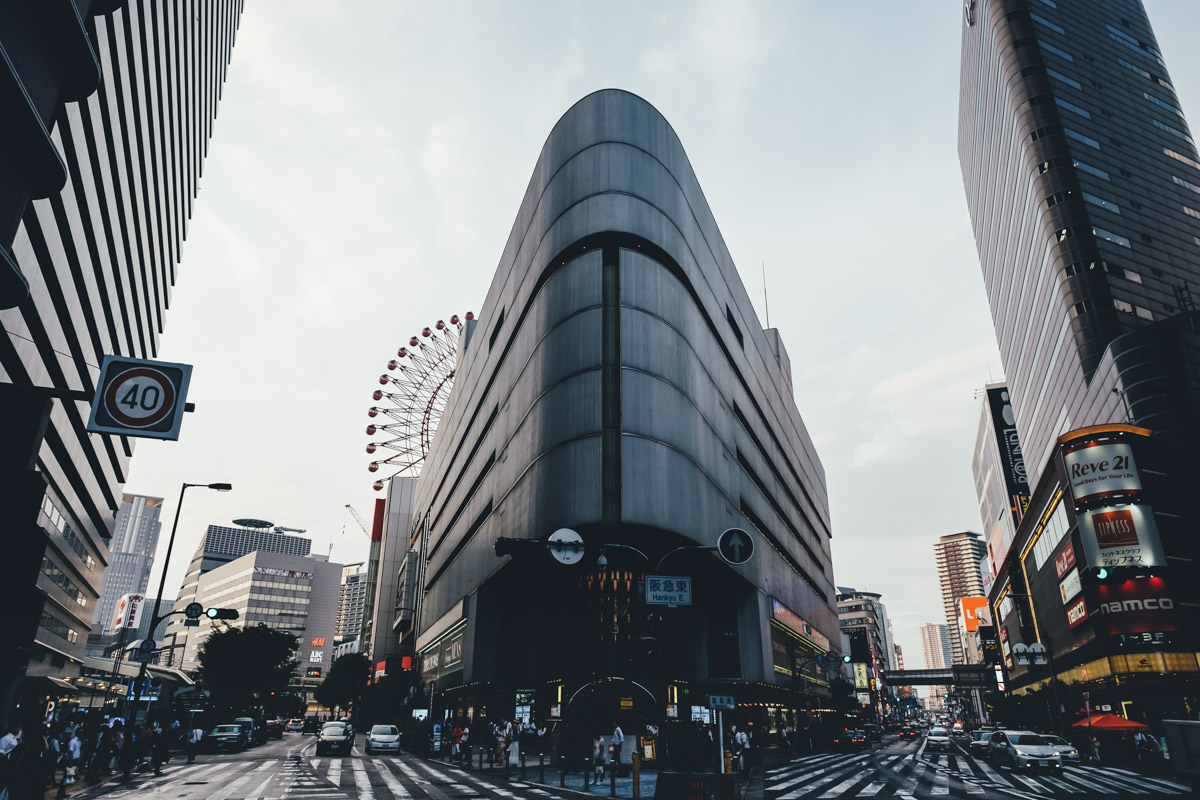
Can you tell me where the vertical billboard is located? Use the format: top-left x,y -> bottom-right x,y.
112,594 -> 144,630
987,387 -> 1029,525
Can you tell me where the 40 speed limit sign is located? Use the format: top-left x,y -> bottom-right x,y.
87,356 -> 193,440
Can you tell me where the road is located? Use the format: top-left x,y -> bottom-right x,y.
69,733 -> 574,800
763,735 -> 1192,799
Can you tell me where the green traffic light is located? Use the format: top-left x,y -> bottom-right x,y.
206,607 -> 218,619
1097,568 -> 1109,580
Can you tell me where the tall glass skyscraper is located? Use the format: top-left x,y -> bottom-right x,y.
959,0 -> 1200,483
92,494 -> 163,636
0,1 -> 245,718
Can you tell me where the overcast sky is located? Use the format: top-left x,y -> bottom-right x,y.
129,1 -> 1200,669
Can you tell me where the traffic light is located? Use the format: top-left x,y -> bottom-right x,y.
842,654 -> 852,663
206,607 -> 240,620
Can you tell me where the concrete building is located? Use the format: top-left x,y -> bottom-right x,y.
92,495 -> 162,636
0,2 -> 244,723
403,90 -> 838,737
920,623 -> 953,671
960,0 -> 1200,726
335,563 -> 368,643
181,552 -> 340,680
165,523 -> 311,669
933,532 -> 987,664
837,588 -> 897,720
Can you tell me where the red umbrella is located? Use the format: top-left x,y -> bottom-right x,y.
1072,713 -> 1148,730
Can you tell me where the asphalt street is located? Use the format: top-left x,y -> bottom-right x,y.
762,735 -> 1193,799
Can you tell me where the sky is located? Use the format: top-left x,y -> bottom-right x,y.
128,1 -> 1200,670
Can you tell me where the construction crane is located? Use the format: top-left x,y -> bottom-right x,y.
273,526 -> 307,534
344,504 -> 370,538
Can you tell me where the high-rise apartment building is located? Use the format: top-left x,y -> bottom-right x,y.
959,0 -> 1200,483
165,524 -> 311,668
335,563 -> 368,643
0,3 -> 244,723
933,532 -> 987,665
920,623 -> 953,670
92,495 -> 163,636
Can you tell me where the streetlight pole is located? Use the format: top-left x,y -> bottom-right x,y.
125,481 -> 231,722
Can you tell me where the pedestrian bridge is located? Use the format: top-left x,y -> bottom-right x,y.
880,665 -> 994,688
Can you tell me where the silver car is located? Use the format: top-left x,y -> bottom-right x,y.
1043,735 -> 1081,763
988,730 -> 1064,771
366,724 -> 401,755
926,727 -> 951,752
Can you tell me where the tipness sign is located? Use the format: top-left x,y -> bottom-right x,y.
87,355 -> 193,440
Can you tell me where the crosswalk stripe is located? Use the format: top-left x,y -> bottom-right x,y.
768,754 -> 847,782
930,770 -> 950,795
373,759 -> 412,799
1010,772 -> 1051,793
208,762 -> 271,800
767,754 -> 835,775
816,767 -> 878,798
1061,767 -> 1126,794
1102,768 -> 1193,792
897,760 -> 927,795
1085,769 -> 1180,795
248,773 -> 275,798
1039,773 -> 1083,794
857,780 -> 887,796
974,758 -> 1007,785
781,761 -> 873,799
393,758 -> 429,784
772,755 -> 870,796
328,758 -> 342,787
963,778 -> 985,794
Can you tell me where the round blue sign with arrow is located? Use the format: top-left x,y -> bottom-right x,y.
717,527 -> 754,565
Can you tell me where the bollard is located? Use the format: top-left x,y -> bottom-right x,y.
540,751 -> 546,784
610,758 -> 616,797
632,751 -> 640,800
584,756 -> 591,792
505,749 -> 511,780
560,755 -> 566,788
521,751 -> 527,781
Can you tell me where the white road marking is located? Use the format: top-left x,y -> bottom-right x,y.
328,758 -> 342,787
374,759 -> 412,799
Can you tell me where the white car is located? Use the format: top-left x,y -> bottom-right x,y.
987,730 -> 1064,771
926,727 -> 951,751
366,724 -> 401,755
1043,735 -> 1081,763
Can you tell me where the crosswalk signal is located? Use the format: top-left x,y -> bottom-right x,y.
206,607 -> 240,620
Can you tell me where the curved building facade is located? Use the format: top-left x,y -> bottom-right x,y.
404,90 -> 837,734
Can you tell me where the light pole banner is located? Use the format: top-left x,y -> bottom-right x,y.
1078,504 -> 1165,568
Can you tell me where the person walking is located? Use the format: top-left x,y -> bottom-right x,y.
592,735 -> 605,785
64,727 -> 82,786
187,723 -> 204,764
735,726 -> 751,777
611,722 -> 625,777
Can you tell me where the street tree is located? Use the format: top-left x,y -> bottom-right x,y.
314,653 -> 371,715
197,623 -> 299,715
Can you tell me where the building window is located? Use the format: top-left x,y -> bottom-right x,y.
1083,193 -> 1121,215
726,305 -> 744,349
1123,269 -> 1143,284
1055,98 -> 1091,119
488,308 -> 505,352
1070,299 -> 1096,317
1114,299 -> 1134,314
1093,227 -> 1132,248
1073,160 -> 1110,181
1165,148 -> 1200,171
1154,119 -> 1193,144
1063,128 -> 1101,149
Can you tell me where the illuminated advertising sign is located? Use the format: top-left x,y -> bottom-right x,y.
1096,577 -> 1177,636
1066,596 -> 1089,629
1054,541 -> 1077,580
1079,504 -> 1165,567
959,597 -> 988,632
772,599 -> 831,651
853,663 -> 869,689
1059,569 -> 1082,604
987,388 -> 1030,524
309,650 -> 324,663
1063,442 -> 1141,503
994,665 -> 1006,692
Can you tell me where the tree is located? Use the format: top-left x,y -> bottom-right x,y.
197,624 -> 299,715
314,653 -> 371,715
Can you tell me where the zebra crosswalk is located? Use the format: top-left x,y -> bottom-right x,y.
763,747 -> 1194,799
310,753 -> 573,800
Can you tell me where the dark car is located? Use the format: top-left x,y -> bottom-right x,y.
830,729 -> 865,750
207,724 -> 247,753
303,717 -> 320,734
265,719 -> 284,739
970,730 -> 995,756
234,716 -> 266,746
899,726 -> 919,740
316,722 -> 353,756
864,724 -> 882,743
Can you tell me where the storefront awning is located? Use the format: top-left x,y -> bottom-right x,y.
23,675 -> 79,694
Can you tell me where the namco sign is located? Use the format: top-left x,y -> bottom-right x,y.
1096,577 -> 1177,636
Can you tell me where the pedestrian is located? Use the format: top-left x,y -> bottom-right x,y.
611,721 -> 624,777
65,727 -> 82,786
735,726 -> 751,776
592,735 -> 605,785
187,723 -> 204,764
1090,735 -> 1101,764
0,723 -> 20,756
452,722 -> 463,763
151,725 -> 168,776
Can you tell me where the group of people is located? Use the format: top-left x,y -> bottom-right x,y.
0,716 -> 189,799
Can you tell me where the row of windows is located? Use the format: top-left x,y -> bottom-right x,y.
1114,299 -> 1155,320
41,558 -> 87,608
40,495 -> 97,573
40,612 -> 79,644
1030,501 -> 1071,571
1165,149 -> 1200,171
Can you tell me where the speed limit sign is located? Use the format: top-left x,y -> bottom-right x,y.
87,355 -> 193,440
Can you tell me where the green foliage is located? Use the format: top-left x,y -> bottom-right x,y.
314,653 -> 371,713
197,623 -> 299,715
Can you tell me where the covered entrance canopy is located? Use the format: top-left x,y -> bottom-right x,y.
1072,713 -> 1148,730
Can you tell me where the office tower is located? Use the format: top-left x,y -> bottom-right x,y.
165,523 -> 311,667
92,495 -> 163,636
934,532 -> 987,664
920,623 -> 953,671
183,552 -> 341,679
959,0 -> 1200,484
0,1 -> 245,720
404,90 -> 837,725
335,563 -> 368,643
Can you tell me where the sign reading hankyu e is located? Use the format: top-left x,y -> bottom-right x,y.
1063,442 -> 1141,503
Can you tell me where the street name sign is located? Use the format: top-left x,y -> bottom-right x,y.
646,575 -> 692,606
707,695 -> 735,709
87,355 -> 193,440
717,528 -> 754,565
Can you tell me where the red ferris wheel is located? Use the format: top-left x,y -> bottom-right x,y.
365,313 -> 472,489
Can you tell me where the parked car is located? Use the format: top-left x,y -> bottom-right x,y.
1042,735 -> 1081,763
235,717 -> 266,746
365,724 -> 402,755
316,721 -> 354,756
926,727 -> 951,752
207,723 -> 248,753
286,718 -> 305,733
969,730 -> 995,756
988,730 -> 1064,771
265,719 -> 284,739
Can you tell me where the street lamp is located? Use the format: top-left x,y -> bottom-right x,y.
126,481 -> 231,721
